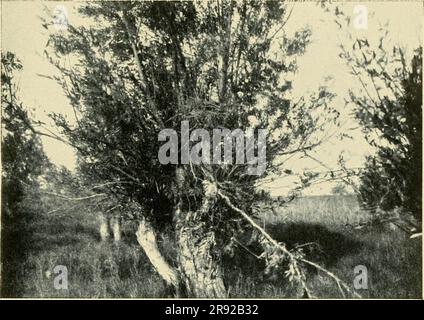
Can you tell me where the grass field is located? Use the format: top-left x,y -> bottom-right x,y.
2,195 -> 421,298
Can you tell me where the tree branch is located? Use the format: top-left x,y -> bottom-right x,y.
218,190 -> 362,298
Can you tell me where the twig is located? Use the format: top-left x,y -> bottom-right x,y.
232,237 -> 262,259
41,191 -> 106,201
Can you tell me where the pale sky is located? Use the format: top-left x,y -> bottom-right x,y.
1,1 -> 422,195
266,1 -> 423,195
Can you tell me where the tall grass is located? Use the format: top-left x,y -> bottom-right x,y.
2,195 -> 421,298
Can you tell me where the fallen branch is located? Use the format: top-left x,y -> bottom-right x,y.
218,190 -> 362,298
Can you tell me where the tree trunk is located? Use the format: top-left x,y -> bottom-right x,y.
176,213 -> 227,298
135,218 -> 180,290
99,214 -> 110,241
174,178 -> 227,298
110,216 -> 121,242
135,168 -> 226,298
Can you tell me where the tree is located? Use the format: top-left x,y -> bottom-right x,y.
44,1 -> 354,297
1,51 -> 48,296
327,2 -> 422,224
357,48 -> 422,223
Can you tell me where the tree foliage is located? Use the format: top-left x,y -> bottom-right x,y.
1,51 -> 47,219
46,0 -> 334,225
357,48 -> 422,222
43,1 -> 347,297
1,51 -> 48,296
326,2 -> 422,223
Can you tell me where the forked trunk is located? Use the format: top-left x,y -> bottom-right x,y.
136,168 -> 226,298
135,214 -> 226,298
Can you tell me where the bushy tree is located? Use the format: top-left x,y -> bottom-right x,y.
1,51 -> 48,296
1,52 -> 47,216
327,3 -> 422,224
44,1 -> 348,297
357,49 -> 422,222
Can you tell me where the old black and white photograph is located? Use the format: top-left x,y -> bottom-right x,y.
0,0 -> 422,300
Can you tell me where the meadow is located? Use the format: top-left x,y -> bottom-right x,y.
3,195 -> 421,298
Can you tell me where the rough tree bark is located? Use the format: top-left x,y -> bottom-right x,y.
174,169 -> 227,298
176,211 -> 227,298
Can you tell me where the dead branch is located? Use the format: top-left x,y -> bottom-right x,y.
218,190 -> 362,298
